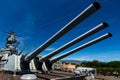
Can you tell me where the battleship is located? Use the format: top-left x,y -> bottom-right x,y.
0,2 -> 112,80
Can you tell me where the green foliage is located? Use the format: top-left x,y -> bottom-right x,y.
92,60 -> 100,67
96,67 -> 120,75
81,60 -> 100,67
81,60 -> 120,68
106,61 -> 120,68
81,60 -> 120,75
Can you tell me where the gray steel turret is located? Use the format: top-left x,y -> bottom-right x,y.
20,2 -> 112,73
34,27 -> 112,73
18,2 -> 102,73
0,2 -> 112,74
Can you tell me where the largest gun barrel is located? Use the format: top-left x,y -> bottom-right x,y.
51,33 -> 112,63
40,22 -> 108,61
26,2 -> 101,62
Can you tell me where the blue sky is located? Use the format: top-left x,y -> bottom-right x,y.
0,0 -> 120,62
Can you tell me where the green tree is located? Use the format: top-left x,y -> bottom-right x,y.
92,60 -> 100,67
107,61 -> 120,68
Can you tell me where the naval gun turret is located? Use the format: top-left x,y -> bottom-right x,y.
34,33 -> 112,73
0,2 -> 112,74
30,2 -> 112,73
33,24 -> 111,73
19,2 -> 101,72
19,2 -> 112,73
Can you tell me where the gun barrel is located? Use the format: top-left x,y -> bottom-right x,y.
51,33 -> 112,63
40,22 -> 108,61
25,2 -> 100,62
